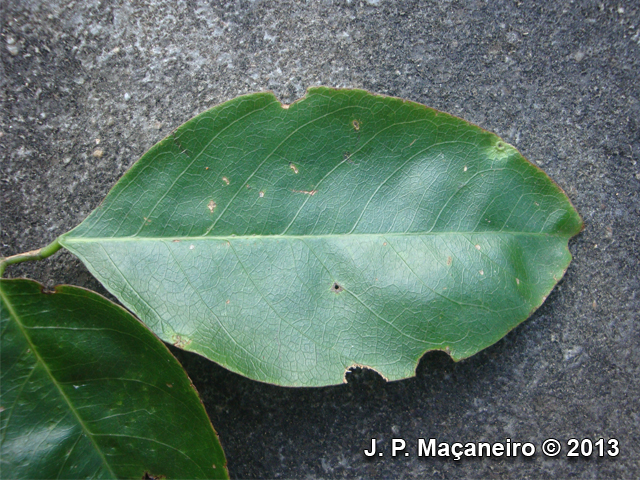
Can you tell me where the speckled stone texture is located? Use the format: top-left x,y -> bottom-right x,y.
2,1 -> 639,478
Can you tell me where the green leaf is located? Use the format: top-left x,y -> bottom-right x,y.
58,87 -> 583,386
0,278 -> 227,479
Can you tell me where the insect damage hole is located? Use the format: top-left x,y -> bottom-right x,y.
344,364 -> 388,384
332,282 -> 344,293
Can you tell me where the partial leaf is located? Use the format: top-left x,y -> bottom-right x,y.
58,87 -> 583,386
0,278 -> 227,479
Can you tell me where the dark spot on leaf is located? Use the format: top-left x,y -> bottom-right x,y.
142,473 -> 165,480
352,120 -> 360,131
332,282 -> 343,293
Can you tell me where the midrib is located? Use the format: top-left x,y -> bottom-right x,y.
0,284 -> 117,478
61,230 -> 565,244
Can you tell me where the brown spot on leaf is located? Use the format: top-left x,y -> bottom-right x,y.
222,176 -> 230,185
447,256 -> 452,266
289,163 -> 299,174
332,282 -> 344,293
516,278 -> 520,285
292,189 -> 317,196
352,119 -> 360,131
166,383 -> 173,388
172,335 -> 192,349
208,200 -> 217,213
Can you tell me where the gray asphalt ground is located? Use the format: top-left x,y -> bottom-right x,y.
2,1 -> 639,478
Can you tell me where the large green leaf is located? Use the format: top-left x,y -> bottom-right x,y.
58,87 -> 583,386
0,278 -> 227,479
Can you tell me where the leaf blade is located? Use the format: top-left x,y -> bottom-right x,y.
59,87 -> 582,386
0,278 -> 227,479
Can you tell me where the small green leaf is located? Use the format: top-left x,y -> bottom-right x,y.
0,279 -> 227,479
58,87 -> 583,386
